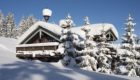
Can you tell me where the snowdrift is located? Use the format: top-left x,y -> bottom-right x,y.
0,37 -> 140,80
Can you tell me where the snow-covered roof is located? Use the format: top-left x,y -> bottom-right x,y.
18,21 -> 119,44
71,23 -> 119,39
18,21 -> 62,44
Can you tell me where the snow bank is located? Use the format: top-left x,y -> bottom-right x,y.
0,37 -> 140,80
0,37 -> 17,52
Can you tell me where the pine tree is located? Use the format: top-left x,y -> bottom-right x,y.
18,15 -> 37,36
0,11 -> 4,36
5,12 -> 16,38
18,16 -> 27,36
116,14 -> 140,76
12,27 -> 18,38
74,18 -> 116,73
26,15 -> 37,28
122,14 -> 137,50
75,17 -> 98,71
96,25 -> 112,73
55,14 -> 80,66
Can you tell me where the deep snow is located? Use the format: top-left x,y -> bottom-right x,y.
0,37 -> 140,80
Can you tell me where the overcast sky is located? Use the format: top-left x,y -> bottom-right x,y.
0,0 -> 140,40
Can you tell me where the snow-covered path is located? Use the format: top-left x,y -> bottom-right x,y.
0,37 -> 140,80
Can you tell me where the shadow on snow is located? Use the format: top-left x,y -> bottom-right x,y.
0,60 -> 128,80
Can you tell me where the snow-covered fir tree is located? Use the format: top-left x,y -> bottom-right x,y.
18,15 -> 37,36
5,12 -> 16,38
75,17 -> 98,71
115,14 -> 140,77
18,16 -> 28,36
55,14 -> 80,66
95,25 -> 115,74
122,14 -> 138,50
26,15 -> 37,27
0,11 -> 38,38
12,27 -> 18,38
0,11 -> 4,36
75,21 -> 117,73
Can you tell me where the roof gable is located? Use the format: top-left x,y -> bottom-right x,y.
18,21 -> 61,44
23,27 -> 60,44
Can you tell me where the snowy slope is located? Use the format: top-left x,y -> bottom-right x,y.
0,37 -> 140,80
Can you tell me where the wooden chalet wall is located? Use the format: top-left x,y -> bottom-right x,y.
16,26 -> 60,52
93,29 -> 117,42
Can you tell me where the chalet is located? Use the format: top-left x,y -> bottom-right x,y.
16,21 -> 119,61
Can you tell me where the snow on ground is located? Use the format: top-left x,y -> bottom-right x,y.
0,37 -> 140,80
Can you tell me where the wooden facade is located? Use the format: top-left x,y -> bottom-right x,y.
16,43 -> 58,52
20,26 -> 60,44
93,29 -> 117,42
